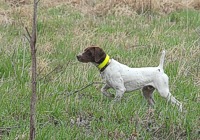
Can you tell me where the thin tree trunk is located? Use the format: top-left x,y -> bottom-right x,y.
29,0 -> 38,139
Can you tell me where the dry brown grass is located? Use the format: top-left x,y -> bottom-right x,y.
189,0 -> 200,10
0,9 -> 13,25
1,0 -> 199,26
41,0 -> 69,7
65,0 -> 200,16
5,0 -> 31,7
37,57 -> 51,75
0,0 -> 32,27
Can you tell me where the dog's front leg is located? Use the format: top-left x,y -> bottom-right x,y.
101,84 -> 114,98
109,74 -> 126,101
114,87 -> 126,101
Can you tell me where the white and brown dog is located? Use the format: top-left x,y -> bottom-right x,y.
77,46 -> 182,111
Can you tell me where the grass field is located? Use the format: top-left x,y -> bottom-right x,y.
0,0 -> 200,139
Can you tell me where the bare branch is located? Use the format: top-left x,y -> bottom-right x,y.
29,0 -> 38,140
36,0 -> 41,4
25,27 -> 31,39
24,34 -> 30,43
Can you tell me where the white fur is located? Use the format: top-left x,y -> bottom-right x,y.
100,51 -> 182,111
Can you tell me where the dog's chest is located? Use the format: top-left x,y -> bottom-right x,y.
100,72 -> 113,87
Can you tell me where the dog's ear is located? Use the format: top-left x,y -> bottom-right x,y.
94,47 -> 106,63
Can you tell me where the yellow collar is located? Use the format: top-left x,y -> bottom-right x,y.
97,54 -> 110,70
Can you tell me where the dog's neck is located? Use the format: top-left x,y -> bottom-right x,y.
93,54 -> 110,72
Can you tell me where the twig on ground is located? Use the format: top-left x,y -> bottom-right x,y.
37,67 -> 45,77
166,132 -> 173,140
153,123 -> 165,135
67,81 -> 104,96
38,65 -> 63,81
0,126 -> 20,130
49,81 -> 103,96
67,82 -> 94,96
38,61 -> 70,81
0,126 -> 20,135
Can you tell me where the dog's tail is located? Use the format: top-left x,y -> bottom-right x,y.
158,50 -> 166,70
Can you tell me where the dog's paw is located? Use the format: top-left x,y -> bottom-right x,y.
103,93 -> 114,98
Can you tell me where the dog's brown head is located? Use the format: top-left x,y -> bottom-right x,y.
77,46 -> 106,64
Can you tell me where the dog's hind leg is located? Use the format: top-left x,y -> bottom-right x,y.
167,92 -> 182,112
142,86 -> 155,106
157,88 -> 182,112
155,74 -> 182,111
